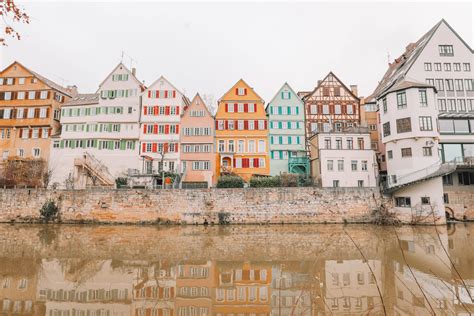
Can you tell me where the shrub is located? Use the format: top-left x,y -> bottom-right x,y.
280,173 -> 299,187
115,177 -> 128,188
40,199 -> 59,222
370,205 -> 401,226
216,175 -> 244,188
249,176 -> 281,188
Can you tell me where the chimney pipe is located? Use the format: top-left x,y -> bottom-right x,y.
132,68 -> 136,76
67,85 -> 78,97
350,85 -> 358,97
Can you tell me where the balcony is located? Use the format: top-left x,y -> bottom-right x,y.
288,156 -> 310,175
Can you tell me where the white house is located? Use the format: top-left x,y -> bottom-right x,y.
49,63 -> 144,188
138,76 -> 190,177
309,128 -> 377,188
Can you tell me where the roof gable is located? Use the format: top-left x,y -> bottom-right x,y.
145,75 -> 190,106
267,82 -> 303,107
304,72 -> 359,101
98,62 -> 145,91
218,79 -> 264,103
183,94 -> 213,118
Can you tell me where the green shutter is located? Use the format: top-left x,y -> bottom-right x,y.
271,151 -> 274,159
278,122 -> 282,129
279,136 -> 283,144
131,141 -> 135,150
60,140 -> 64,148
108,124 -> 112,132
287,106 -> 291,114
120,140 -> 126,150
108,141 -> 113,150
81,141 -> 86,149
296,107 -> 299,115
288,136 -> 292,144
278,107 -> 282,115
271,136 -> 274,145
94,139 -> 98,148
270,106 -> 273,115
86,125 -> 89,132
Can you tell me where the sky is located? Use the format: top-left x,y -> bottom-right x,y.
0,1 -> 473,105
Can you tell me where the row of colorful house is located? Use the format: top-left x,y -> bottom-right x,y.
0,19 -> 473,220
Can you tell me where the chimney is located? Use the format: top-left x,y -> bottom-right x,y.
350,85 -> 358,97
317,80 -> 322,86
132,67 -> 136,76
67,85 -> 78,97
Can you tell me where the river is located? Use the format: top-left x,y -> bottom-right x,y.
0,224 -> 472,315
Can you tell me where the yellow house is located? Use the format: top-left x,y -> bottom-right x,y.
215,79 -> 269,182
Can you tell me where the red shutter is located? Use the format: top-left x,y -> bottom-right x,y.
142,143 -> 146,152
38,128 -> 42,138
46,108 -> 50,118
173,91 -> 176,98
243,158 -> 249,168
144,106 -> 147,115
153,125 -> 158,134
215,121 -> 219,130
152,143 -> 157,152
254,158 -> 259,167
34,108 -> 40,118
165,125 -> 169,134
254,120 -> 258,129
165,106 -> 170,115
175,125 -> 179,134
19,129 -> 23,138
48,128 -> 52,136
244,103 -> 248,112
176,106 -> 180,115
244,120 -> 248,130
156,90 -> 159,98
264,120 -> 267,130
164,143 -> 169,153
170,287 -> 174,298
154,106 -> 158,116
165,91 -> 168,98
235,88 -> 238,95
143,124 -> 147,133
175,143 -> 179,152
148,91 -> 151,98
28,129 -> 32,138
225,103 -> 228,112
224,121 -> 228,130
244,88 -> 247,95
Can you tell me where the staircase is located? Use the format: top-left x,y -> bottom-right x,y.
74,153 -> 115,188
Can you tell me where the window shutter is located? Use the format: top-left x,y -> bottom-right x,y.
34,108 -> 40,118
164,143 -> 169,153
235,88 -> 238,95
148,91 -> 151,98
28,129 -> 32,138
165,106 -> 170,115
154,106 -> 158,116
244,88 -> 247,95
153,125 -> 158,134
244,120 -> 248,130
224,121 -> 228,130
143,106 -> 147,115
244,103 -> 248,112
108,140 -> 113,150
152,143 -> 157,152
60,140 -> 64,148
225,103 -> 228,112
143,124 -> 147,133
296,107 -> 299,115
271,136 -> 274,145
19,129 -> 23,138
271,151 -> 274,159
173,91 -> 176,98
264,120 -> 267,130
254,120 -> 258,129
39,128 -> 42,138
175,143 -> 179,152
215,121 -> 219,130
176,125 -> 179,134
48,128 -> 52,136
165,125 -> 169,134
176,106 -> 180,115
253,158 -> 259,167
142,143 -> 146,153
120,140 -> 125,150
288,136 -> 292,144
46,108 -> 50,118
270,106 -> 273,115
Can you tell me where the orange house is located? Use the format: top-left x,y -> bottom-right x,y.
215,79 -> 270,182
0,61 -> 73,165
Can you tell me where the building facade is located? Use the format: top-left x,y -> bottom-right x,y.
215,79 -> 269,182
266,83 -> 309,176
301,72 -> 360,141
139,76 -> 190,175
180,94 -> 215,188
49,63 -> 143,188
0,61 -> 73,185
309,128 -> 377,188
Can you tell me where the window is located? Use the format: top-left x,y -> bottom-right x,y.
401,148 -> 412,157
334,104 -> 341,114
218,140 -> 225,152
17,91 -> 25,100
438,45 -> 454,56
426,78 -> 434,86
396,118 -> 411,133
32,148 -> 41,158
347,104 -> 354,114
458,99 -> 466,111
435,79 -> 444,91
237,88 -> 246,96
382,97 -> 387,113
421,197 -> 430,205
351,160 -> 357,171
333,180 -> 339,188
337,160 -> 344,171
324,138 -> 331,149
419,116 -> 433,131
327,160 -> 333,171
323,104 -> 329,114
28,91 -> 36,99
458,171 -> 474,185
434,63 -> 442,71
438,99 -> 447,111
17,148 -> 24,157
387,150 -> 393,159
248,140 -> 255,152
383,122 -> 391,137
455,79 -> 464,91
347,138 -> 353,149
395,197 -> 411,207
446,79 -> 454,91
358,180 -> 364,187
442,174 -> 453,185
397,92 -> 407,109
310,104 -> 318,114
18,77 -> 25,84
419,89 -> 428,106
4,92 -> 11,100
465,79 -> 474,91
39,108 -> 47,118
2,150 -> 9,160
454,63 -> 461,71
335,137 -> 342,149
281,91 -> 291,99
463,63 -> 471,71
444,63 -> 451,71
423,147 -> 433,156
361,160 -> 368,171
40,91 -> 48,99
424,63 -> 432,71
258,140 -> 265,153
448,99 -> 456,111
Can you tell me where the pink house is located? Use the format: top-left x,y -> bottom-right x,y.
180,94 -> 216,188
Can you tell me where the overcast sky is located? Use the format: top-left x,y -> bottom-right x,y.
1,1 -> 472,104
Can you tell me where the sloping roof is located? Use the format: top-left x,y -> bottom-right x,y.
302,71 -> 360,102
370,19 -> 473,101
266,82 -> 303,110
376,80 -> 436,100
97,62 -> 145,91
1,61 -> 74,97
184,93 -> 213,117
145,75 -> 190,105
217,78 -> 265,103
63,93 -> 99,107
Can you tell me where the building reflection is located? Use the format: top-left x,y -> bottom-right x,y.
0,225 -> 473,316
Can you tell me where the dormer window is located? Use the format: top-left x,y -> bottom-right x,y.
281,91 -> 291,99
439,45 -> 454,56
236,88 -> 246,96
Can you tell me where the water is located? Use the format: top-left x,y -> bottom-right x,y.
0,224 -> 472,316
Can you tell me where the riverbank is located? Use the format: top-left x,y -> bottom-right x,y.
0,187 -> 446,225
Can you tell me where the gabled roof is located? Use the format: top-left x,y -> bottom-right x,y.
97,62 -> 145,91
63,93 -> 99,107
1,61 -> 74,97
218,78 -> 265,103
302,71 -> 360,102
266,82 -> 303,110
376,80 -> 436,100
184,93 -> 213,117
145,75 -> 190,105
370,19 -> 473,101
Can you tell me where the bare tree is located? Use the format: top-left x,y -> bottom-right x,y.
1,0 -> 30,45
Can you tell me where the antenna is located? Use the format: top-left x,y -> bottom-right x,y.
387,52 -> 391,64
121,51 -> 137,69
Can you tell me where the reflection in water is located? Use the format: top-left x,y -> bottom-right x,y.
0,224 -> 473,316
